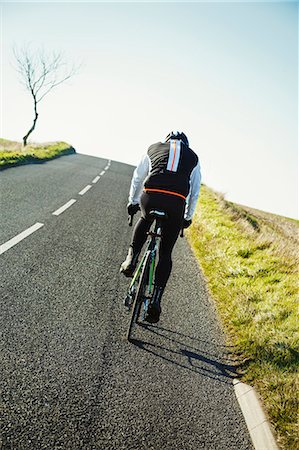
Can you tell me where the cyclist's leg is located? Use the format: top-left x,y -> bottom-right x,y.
130,191 -> 155,252
120,192 -> 153,276
154,220 -> 182,287
145,195 -> 184,322
130,217 -> 152,253
144,221 -> 181,322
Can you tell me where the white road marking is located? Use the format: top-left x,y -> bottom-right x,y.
79,185 -> 92,195
234,379 -> 279,450
0,222 -> 44,255
1,160 -> 113,255
52,199 -> 76,216
92,176 -> 100,184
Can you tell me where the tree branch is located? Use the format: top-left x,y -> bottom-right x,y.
13,44 -> 80,145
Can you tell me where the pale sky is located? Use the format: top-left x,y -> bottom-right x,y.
1,1 -> 298,219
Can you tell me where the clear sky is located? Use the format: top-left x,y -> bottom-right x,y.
1,1 -> 298,219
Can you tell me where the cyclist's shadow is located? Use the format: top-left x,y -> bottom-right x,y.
131,324 -> 238,385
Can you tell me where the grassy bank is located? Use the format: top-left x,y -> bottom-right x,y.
0,138 -> 75,169
187,185 -> 298,450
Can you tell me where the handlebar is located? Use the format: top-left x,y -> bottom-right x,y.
128,214 -> 134,226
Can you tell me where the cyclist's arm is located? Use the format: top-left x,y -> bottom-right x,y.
185,161 -> 201,220
128,154 -> 151,204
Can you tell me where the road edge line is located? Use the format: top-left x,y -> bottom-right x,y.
233,379 -> 279,450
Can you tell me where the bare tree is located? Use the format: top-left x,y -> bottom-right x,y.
13,45 -> 79,146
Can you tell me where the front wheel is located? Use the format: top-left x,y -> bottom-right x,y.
127,251 -> 151,342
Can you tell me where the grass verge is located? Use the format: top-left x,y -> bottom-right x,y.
187,185 -> 299,450
0,138 -> 75,169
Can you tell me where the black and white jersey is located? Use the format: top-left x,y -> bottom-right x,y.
144,141 -> 198,198
129,140 -> 201,220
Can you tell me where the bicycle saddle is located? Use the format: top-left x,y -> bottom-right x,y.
149,210 -> 168,220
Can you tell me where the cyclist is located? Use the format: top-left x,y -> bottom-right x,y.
120,131 -> 201,323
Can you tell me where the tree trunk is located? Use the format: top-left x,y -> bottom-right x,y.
23,98 -> 38,147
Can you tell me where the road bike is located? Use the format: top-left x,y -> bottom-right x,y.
124,210 -> 183,342
124,210 -> 168,341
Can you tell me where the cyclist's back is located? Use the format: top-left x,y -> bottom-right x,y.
144,140 -> 198,199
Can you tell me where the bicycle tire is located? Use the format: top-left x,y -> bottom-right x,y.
127,250 -> 151,342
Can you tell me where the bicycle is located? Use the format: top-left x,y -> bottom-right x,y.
124,209 -> 183,342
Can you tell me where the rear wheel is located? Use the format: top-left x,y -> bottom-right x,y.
127,251 -> 151,342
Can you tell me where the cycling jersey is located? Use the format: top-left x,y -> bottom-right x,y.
129,140 -> 201,220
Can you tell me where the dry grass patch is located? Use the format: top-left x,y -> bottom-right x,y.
0,139 -> 75,168
187,185 -> 298,450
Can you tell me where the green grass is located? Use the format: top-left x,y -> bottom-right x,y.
0,139 -> 75,169
187,185 -> 299,450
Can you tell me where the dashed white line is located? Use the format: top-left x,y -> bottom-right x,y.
0,222 -> 44,255
52,199 -> 76,216
79,185 -> 92,195
1,162 -> 113,255
92,176 -> 100,184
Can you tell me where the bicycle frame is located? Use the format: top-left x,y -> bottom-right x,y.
127,219 -> 162,304
125,211 -> 183,340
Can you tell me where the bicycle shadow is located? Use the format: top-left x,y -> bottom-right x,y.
130,323 -> 238,385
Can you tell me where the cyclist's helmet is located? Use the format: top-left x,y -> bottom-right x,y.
165,131 -> 189,147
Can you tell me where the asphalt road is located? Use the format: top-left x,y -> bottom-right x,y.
0,154 -> 253,449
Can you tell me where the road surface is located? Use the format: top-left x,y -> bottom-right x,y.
0,154 -> 253,449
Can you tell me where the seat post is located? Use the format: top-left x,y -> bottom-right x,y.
154,218 -> 163,236
148,210 -> 167,241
